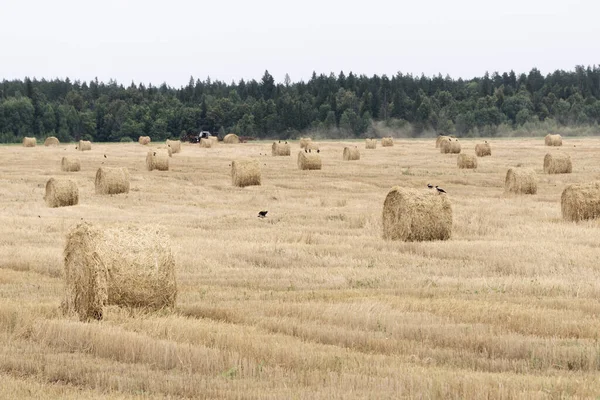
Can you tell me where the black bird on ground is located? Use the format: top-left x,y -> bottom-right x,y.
305,149 -> 307,153
104,154 -> 107,158
309,149 -> 311,153
258,210 -> 268,218
278,140 -> 281,143
435,186 -> 447,194
153,152 -> 156,156
427,183 -> 433,189
285,141 -> 288,144
317,149 -> 320,153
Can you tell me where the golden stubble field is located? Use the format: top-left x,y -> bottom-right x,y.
1,137 -> 600,399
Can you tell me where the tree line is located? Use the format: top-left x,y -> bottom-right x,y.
1,65 -> 600,143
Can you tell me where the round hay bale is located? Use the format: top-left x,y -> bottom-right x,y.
561,182 -> 600,222
440,138 -> 461,154
95,167 -> 130,195
200,138 -> 213,148
223,133 -> 240,144
343,146 -> 361,161
63,222 -> 177,321
381,137 -> 394,147
365,139 -> 377,149
146,150 -> 169,171
505,168 -> 537,195
382,186 -> 452,242
138,136 -> 151,145
44,136 -> 60,146
299,138 -> 312,149
297,151 -> 322,170
545,134 -> 563,146
457,153 -> 477,169
231,158 -> 261,187
166,139 -> 181,154
272,142 -> 291,156
44,178 -> 78,208
436,135 -> 449,148
544,152 -> 572,174
307,142 -> 320,151
23,137 -> 37,147
61,156 -> 81,172
475,143 -> 491,157
78,140 -> 92,151
157,145 -> 173,157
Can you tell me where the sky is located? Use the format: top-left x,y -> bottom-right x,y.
0,0 -> 597,87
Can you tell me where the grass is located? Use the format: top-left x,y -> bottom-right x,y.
1,138 -> 600,399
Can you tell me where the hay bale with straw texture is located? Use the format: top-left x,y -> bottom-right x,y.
209,136 -> 219,145
366,139 -> 377,149
45,178 -> 78,208
231,158 -> 261,187
545,134 -> 562,146
475,143 -> 491,157
138,136 -> 151,145
457,153 -> 477,169
63,222 -> 177,321
146,150 -> 169,171
44,136 -> 59,146
505,168 -> 537,194
223,133 -> 240,144
343,146 -> 361,161
544,152 -> 572,174
157,145 -> 173,157
440,138 -> 461,154
561,182 -> 600,222
23,137 -> 37,147
61,156 -> 80,172
297,151 -> 322,170
272,142 -> 291,156
299,138 -> 312,149
78,140 -> 92,151
382,187 -> 452,242
200,138 -> 213,148
166,139 -> 181,154
436,135 -> 449,148
95,167 -> 130,195
307,142 -> 320,151
381,137 -> 394,147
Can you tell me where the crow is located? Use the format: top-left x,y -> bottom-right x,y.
309,149 -> 311,153
305,149 -> 307,153
427,183 -> 433,189
258,210 -> 268,218
285,141 -> 288,144
153,152 -> 156,156
75,146 -> 78,149
279,140 -> 281,143
317,149 -> 320,153
103,154 -> 107,158
435,186 -> 447,194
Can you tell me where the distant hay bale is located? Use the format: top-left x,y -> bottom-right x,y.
63,222 -> 177,321
44,136 -> 60,146
436,135 -> 449,148
365,139 -> 377,149
200,138 -> 213,148
23,137 -> 37,147
146,150 -> 169,171
44,178 -> 78,208
561,182 -> 600,222
272,142 -> 291,156
544,152 -> 572,174
545,134 -> 562,146
78,140 -> 92,151
95,167 -> 130,195
382,187 -> 452,242
440,138 -> 461,154
505,168 -> 537,195
138,136 -> 151,145
209,136 -> 219,145
299,138 -> 312,149
231,158 -> 261,187
475,143 -> 491,157
343,146 -> 361,161
307,142 -> 320,151
166,139 -> 181,154
297,151 -> 322,170
61,156 -> 81,172
457,153 -> 477,169
223,133 -> 240,144
381,137 -> 394,147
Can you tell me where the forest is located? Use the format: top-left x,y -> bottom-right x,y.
1,66 -> 600,143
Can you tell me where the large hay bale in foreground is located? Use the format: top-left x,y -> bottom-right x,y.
505,168 -> 537,194
223,133 -> 240,144
200,138 -> 213,148
475,143 -> 491,157
23,137 -> 37,147
95,167 -> 130,195
457,153 -> 477,169
44,136 -> 60,146
272,142 -> 291,156
138,136 -> 151,145
365,139 -> 377,149
298,151 -> 322,170
440,138 -> 461,154
381,137 -> 394,147
299,138 -> 312,149
63,222 -> 177,321
78,140 -> 92,151
561,182 -> 600,222
61,156 -> 81,172
146,150 -> 169,171
166,139 -> 181,154
231,158 -> 261,187
544,152 -> 572,174
343,146 -> 361,161
45,178 -> 78,208
382,187 -> 452,242
436,135 -> 449,148
545,134 -> 562,146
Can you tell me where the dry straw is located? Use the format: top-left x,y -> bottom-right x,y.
457,153 -> 477,169
544,152 -> 572,174
475,143 -> 491,157
61,156 -> 81,172
23,137 -> 37,147
200,138 -> 213,148
223,133 -> 240,144
505,168 -> 537,194
166,139 -> 181,154
138,136 -> 151,145
272,141 -> 291,156
343,146 -> 361,161
365,139 -> 377,149
146,150 -> 169,171
95,167 -> 130,195
561,182 -> 600,222
381,137 -> 394,147
78,140 -> 92,151
545,134 -> 563,146
299,137 -> 312,149
63,222 -> 177,321
157,145 -> 173,157
44,136 -> 59,146
298,151 -> 322,170
45,178 -> 78,208
436,135 -> 449,148
382,186 -> 452,241
231,158 -> 261,187
209,136 -> 219,145
440,137 -> 461,154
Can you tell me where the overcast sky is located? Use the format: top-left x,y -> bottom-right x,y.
0,0 -> 597,87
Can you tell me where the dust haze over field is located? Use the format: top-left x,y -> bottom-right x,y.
1,138 -> 600,398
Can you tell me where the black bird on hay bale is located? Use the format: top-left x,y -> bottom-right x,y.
258,211 -> 268,218
435,186 -> 447,194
